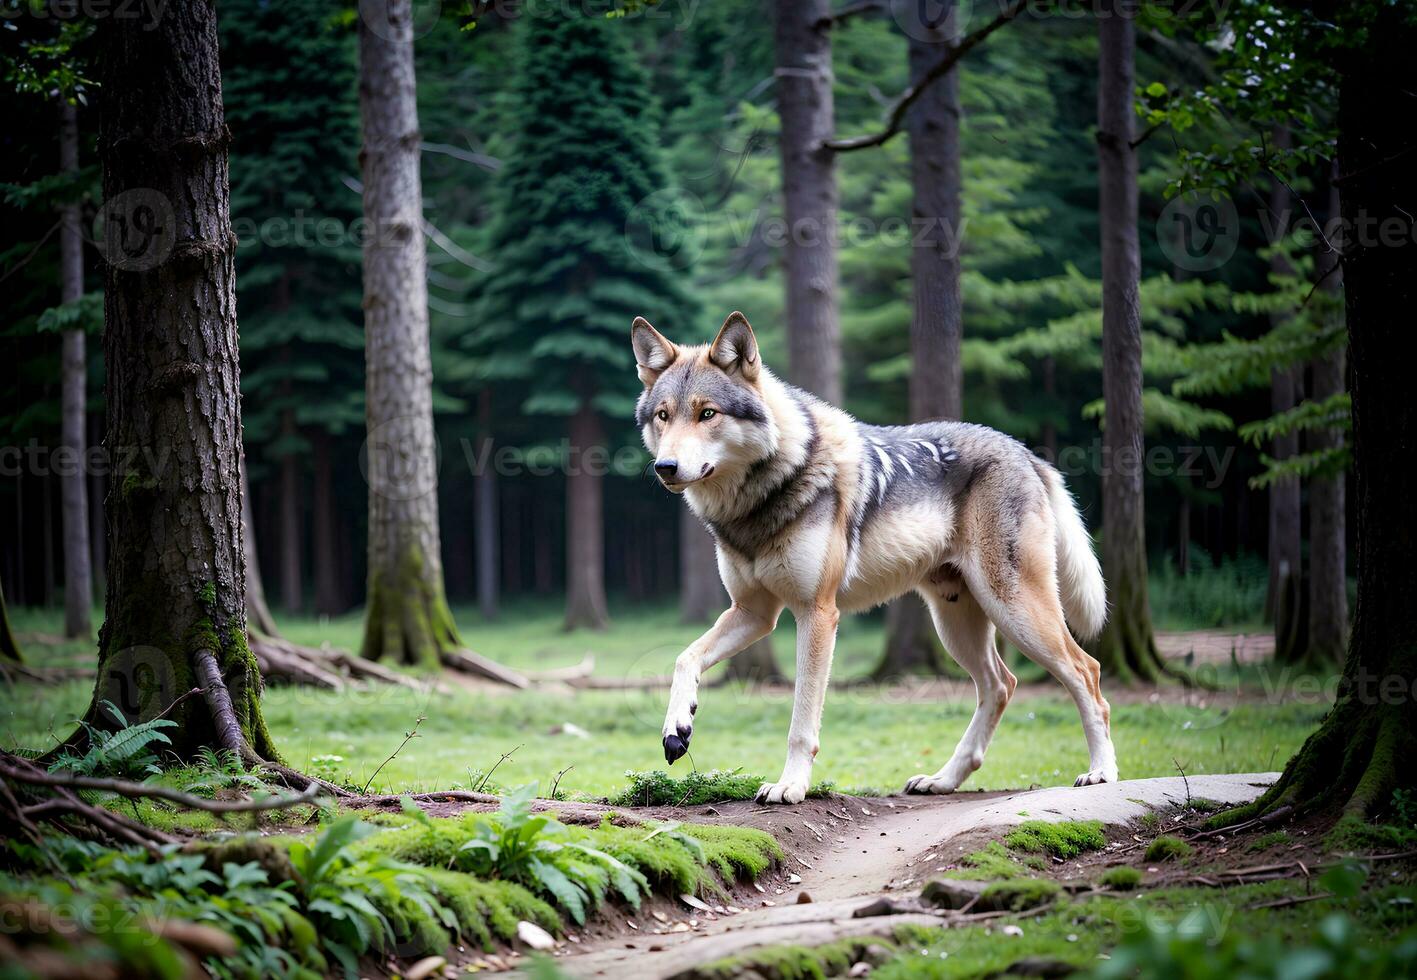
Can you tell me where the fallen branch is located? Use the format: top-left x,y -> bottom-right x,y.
441,648 -> 531,688
0,759 -> 323,814
0,752 -> 176,850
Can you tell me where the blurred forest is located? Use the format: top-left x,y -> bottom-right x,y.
1,0 -> 1344,640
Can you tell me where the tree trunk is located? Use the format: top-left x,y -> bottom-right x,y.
59,98 -> 93,640
680,509 -> 726,624
1,578 -> 21,663
877,0 -> 965,679
357,0 -> 463,667
311,431 -> 343,616
1304,170 -> 1349,667
1265,127 -> 1303,640
474,390 -> 499,621
85,0 -> 275,760
1242,6 -> 1415,820
1090,0 -> 1166,683
278,411 -> 303,614
565,402 -> 609,630
774,0 -> 841,405
240,460 -> 281,638
89,412 -> 106,598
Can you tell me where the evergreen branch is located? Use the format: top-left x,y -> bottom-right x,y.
1247,445 -> 1350,489
1237,392 -> 1351,447
824,0 -> 1044,153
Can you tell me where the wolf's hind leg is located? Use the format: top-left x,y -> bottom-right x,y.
663,596 -> 779,764
903,585 -> 1016,795
969,544 -> 1118,787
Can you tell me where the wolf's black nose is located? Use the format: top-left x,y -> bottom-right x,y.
654,459 -> 679,479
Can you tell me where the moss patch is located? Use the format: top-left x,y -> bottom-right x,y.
1247,830 -> 1293,853
979,877 -> 1063,911
680,822 -> 783,885
1097,866 -> 1143,890
1144,835 -> 1194,862
1003,820 -> 1106,859
946,841 -> 1036,880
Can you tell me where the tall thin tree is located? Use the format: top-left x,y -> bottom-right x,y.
1305,170 -> 1348,666
1091,0 -> 1167,682
357,0 -> 464,667
58,98 -> 92,639
876,0 -> 965,679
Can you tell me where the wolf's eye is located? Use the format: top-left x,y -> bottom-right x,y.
699,408 -> 717,421
656,409 -> 669,422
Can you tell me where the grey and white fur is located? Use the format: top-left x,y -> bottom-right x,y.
633,312 -> 1115,804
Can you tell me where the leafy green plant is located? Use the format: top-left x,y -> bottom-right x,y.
181,746 -> 266,797
47,699 -> 176,779
455,783 -> 648,924
288,815 -> 456,973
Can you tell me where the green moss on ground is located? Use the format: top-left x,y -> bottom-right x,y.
424,870 -> 559,949
945,841 -> 1035,880
608,769 -> 835,807
681,935 -> 898,980
1004,820 -> 1107,859
680,822 -> 783,884
1144,835 -> 1194,862
1097,866 -> 1143,890
979,877 -> 1062,911
1248,830 -> 1293,852
1325,815 -> 1417,854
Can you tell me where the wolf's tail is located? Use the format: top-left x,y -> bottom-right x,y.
1042,465 -> 1107,641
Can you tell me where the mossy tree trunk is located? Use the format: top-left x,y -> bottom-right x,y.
84,0 -> 276,761
59,97 -> 93,641
357,0 -> 463,667
1245,5 -> 1415,821
876,0 -> 964,681
1090,0 -> 1169,684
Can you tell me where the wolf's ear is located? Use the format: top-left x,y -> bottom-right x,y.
709,311 -> 760,382
631,316 -> 678,386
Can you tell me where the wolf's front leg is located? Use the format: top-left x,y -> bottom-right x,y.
757,601 -> 839,805
663,600 -> 778,764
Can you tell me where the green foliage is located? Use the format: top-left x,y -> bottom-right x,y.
1248,831 -> 1293,853
180,747 -> 266,798
1144,835 -> 1194,863
1084,908 -> 1417,980
979,877 -> 1063,911
1098,866 -> 1143,891
1149,551 -> 1270,631
610,768 -> 765,807
47,699 -> 176,779
1003,820 -> 1106,860
947,841 -> 1036,881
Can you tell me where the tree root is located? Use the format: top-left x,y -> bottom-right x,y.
440,648 -> 531,688
250,630 -> 432,691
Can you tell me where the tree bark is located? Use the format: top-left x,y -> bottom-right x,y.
85,0 -> 276,759
240,459 -> 281,638
775,0 -> 841,404
1242,5 -> 1415,820
1265,128 -> 1303,644
565,402 -> 609,630
357,0 -> 463,666
1304,170 -> 1349,667
1,578 -> 21,663
59,98 -> 93,640
89,412 -> 106,598
1090,0 -> 1166,683
311,431 -> 343,616
278,410 -> 303,614
474,390 -> 499,621
680,509 -> 726,624
877,0 -> 964,679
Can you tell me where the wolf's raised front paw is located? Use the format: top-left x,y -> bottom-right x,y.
662,723 -> 692,764
754,780 -> 807,805
1073,766 -> 1118,787
903,773 -> 960,795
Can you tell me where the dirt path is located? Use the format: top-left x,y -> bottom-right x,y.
548,773 -> 1277,979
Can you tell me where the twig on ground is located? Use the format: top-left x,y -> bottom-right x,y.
550,765 -> 574,800
362,716 -> 426,795
0,760 -> 323,814
1173,758 -> 1192,807
474,743 -> 522,793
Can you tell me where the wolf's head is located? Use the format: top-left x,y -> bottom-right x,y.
632,311 -> 778,494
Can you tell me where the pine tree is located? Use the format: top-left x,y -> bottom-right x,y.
220,0 -> 365,618
472,10 -> 693,631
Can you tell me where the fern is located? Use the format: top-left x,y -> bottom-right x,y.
48,700 -> 176,778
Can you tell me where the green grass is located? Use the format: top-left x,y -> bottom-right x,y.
946,841 -> 1037,880
3,603 -> 1325,799
1097,866 -> 1143,890
1003,820 -> 1107,859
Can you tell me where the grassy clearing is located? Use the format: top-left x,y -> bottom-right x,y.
4,605 -> 1323,800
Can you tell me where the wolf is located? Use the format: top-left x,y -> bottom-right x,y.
633,311 -> 1117,805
